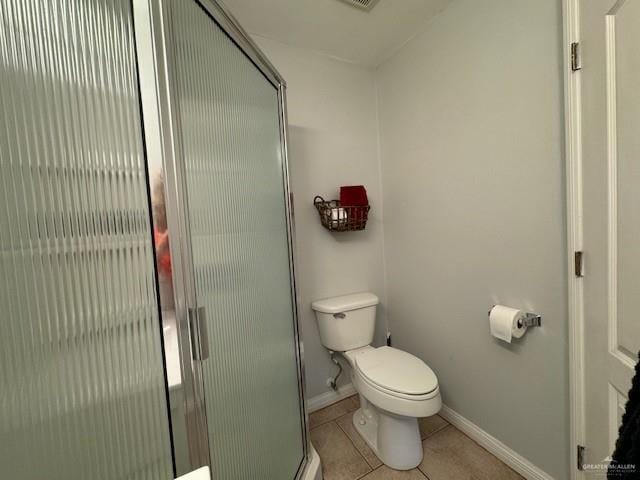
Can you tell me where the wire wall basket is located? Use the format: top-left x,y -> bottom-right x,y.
314,196 -> 370,232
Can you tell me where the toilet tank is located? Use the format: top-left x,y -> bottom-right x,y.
311,292 -> 379,352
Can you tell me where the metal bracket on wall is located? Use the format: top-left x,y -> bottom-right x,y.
571,42 -> 582,72
517,313 -> 542,328
577,444 -> 586,471
575,251 -> 584,277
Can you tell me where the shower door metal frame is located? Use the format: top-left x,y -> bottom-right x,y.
134,0 -> 311,477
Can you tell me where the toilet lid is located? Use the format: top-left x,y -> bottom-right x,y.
355,347 -> 438,396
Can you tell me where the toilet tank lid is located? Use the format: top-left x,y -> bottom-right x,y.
311,292 -> 379,314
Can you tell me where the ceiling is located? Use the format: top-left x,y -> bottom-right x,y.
222,0 -> 452,67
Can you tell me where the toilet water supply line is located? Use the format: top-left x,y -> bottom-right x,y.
328,352 -> 343,391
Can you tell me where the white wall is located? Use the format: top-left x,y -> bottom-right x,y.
253,36 -> 388,399
375,0 -> 568,478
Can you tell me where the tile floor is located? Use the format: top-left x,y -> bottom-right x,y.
310,396 -> 523,480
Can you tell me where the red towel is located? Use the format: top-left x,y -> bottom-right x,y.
340,185 -> 368,206
340,186 -> 368,225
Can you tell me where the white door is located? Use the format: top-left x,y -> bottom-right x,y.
580,0 -> 640,468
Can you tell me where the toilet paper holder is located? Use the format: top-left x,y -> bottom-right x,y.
487,306 -> 542,328
517,313 -> 542,328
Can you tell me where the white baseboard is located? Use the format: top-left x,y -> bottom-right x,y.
440,405 -> 554,480
307,383 -> 357,413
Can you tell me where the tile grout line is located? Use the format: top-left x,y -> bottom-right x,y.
331,417 -> 374,478
417,424 -> 523,479
309,417 -> 342,431
308,396 -> 359,430
422,420 -> 449,441
417,461 -> 432,480
355,466 -> 378,480
419,468 -> 432,480
315,413 -> 517,480
327,407 -> 450,475
311,418 -> 373,480
335,411 -> 443,479
441,424 -> 524,478
313,398 -> 450,480
334,414 -> 379,471
416,423 -> 453,480
416,420 -> 451,480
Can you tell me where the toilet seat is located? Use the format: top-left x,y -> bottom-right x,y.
354,346 -> 438,397
349,347 -> 442,418
359,373 -> 440,402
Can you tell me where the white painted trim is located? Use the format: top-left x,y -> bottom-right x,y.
440,405 -> 554,480
307,383 -> 357,413
563,0 -> 586,478
302,445 -> 323,480
604,1 -> 636,372
605,8 -> 618,363
175,467 -> 210,480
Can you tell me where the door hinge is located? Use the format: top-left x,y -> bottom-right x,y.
577,445 -> 586,471
574,251 -> 584,277
571,42 -> 582,72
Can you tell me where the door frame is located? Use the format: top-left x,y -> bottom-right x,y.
563,0 -> 585,478
134,0 -> 311,477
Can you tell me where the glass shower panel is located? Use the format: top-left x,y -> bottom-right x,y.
170,1 -> 305,478
0,0 -> 174,479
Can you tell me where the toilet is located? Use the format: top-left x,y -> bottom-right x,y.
311,292 -> 441,471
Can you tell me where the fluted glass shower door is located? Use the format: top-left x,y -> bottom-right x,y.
1,0 -> 306,478
0,0 -> 174,478
161,0 -> 307,478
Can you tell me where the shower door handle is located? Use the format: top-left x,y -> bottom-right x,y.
189,306 -> 210,361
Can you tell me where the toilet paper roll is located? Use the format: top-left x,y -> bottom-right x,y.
489,305 -> 528,343
330,207 -> 347,227
331,207 -> 347,221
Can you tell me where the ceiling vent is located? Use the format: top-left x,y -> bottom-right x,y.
337,0 -> 381,12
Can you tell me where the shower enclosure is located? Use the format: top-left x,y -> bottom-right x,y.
0,0 -> 309,478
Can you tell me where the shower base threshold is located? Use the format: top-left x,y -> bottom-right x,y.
303,445 -> 322,480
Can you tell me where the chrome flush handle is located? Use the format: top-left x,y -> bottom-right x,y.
333,312 -> 346,319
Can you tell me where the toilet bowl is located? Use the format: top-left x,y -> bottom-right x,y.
311,293 -> 442,470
